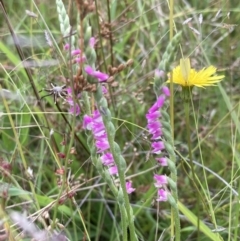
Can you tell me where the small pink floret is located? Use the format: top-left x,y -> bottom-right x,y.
156,189 -> 168,202
64,43 -> 70,50
109,165 -> 118,175
71,49 -> 81,56
89,37 -> 96,48
162,86 -> 170,96
126,181 -> 136,194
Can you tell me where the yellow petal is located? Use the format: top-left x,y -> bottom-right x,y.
180,58 -> 191,83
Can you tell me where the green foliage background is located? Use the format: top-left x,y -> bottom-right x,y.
0,0 -> 240,241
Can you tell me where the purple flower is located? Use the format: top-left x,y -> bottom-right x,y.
146,86 -> 172,202
151,129 -> 163,140
84,110 -> 110,152
66,87 -> 81,116
92,122 -> 105,137
71,49 -> 81,56
147,122 -> 162,135
148,95 -> 165,113
146,87 -> 170,143
151,141 -> 165,154
93,128 -> 106,139
102,86 -> 108,95
92,110 -> 102,122
156,188 -> 168,202
154,174 -> 168,187
66,97 -> 74,106
96,137 -> 110,152
100,152 -> 114,166
89,37 -> 96,48
64,43 -> 70,50
156,95 -> 166,109
146,87 -> 170,152
156,157 -> 168,166
83,115 -> 92,130
93,71 -> 109,81
146,107 -> 163,140
74,56 -> 86,63
69,104 -> 80,116
66,87 -> 73,95
146,111 -> 161,122
126,181 -> 135,194
155,69 -> 165,78
109,165 -> 118,175
162,86 -> 170,97
85,65 -> 109,82
85,65 -> 95,75
83,110 -> 115,170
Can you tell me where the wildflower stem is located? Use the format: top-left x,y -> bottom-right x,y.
94,87 -> 137,241
167,149 -> 181,241
183,87 -> 200,238
80,12 -> 136,239
86,126 -> 129,240
169,162 -> 181,241
106,140 -> 137,241
119,203 -> 128,241
82,91 -> 129,239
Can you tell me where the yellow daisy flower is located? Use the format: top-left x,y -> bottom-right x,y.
167,58 -> 225,87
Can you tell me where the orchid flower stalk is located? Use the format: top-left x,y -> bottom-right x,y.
80,17 -> 137,241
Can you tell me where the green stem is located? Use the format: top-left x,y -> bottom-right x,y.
168,151 -> 181,241
183,87 -> 200,238
182,88 -> 195,177
94,88 -> 137,241
83,90 -> 130,240
105,132 -> 137,241
79,10 -> 137,240
162,109 -> 180,241
119,203 -> 128,241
